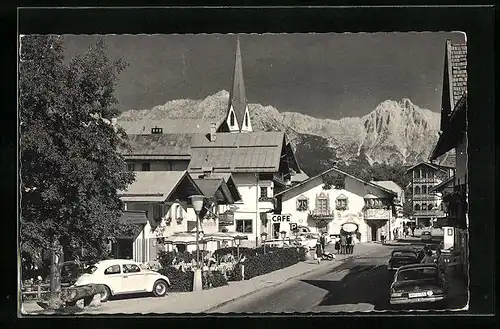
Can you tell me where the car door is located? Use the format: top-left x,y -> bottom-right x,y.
102,264 -> 123,294
121,263 -> 147,293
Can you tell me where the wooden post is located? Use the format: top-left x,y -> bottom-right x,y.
48,238 -> 64,309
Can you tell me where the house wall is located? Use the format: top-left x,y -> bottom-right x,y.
222,172 -> 275,247
279,175 -> 395,243
455,135 -> 467,186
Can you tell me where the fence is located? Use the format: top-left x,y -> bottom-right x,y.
21,283 -> 71,301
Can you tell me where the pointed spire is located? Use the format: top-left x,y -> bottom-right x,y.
228,36 -> 247,131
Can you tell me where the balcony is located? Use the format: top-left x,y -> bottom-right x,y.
413,209 -> 446,217
308,209 -> 335,220
412,194 -> 441,200
412,177 -> 440,183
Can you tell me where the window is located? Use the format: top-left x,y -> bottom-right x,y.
127,163 -> 135,172
230,111 -> 235,126
245,113 -> 249,127
419,169 -> 423,178
414,204 -> 421,211
122,264 -> 141,273
141,163 -> 150,171
260,187 -> 268,199
428,204 -> 434,210
422,203 -> 427,210
316,197 -> 329,215
104,265 -> 121,275
422,185 -> 428,194
297,199 -> 309,211
414,186 -> 421,195
236,219 -> 253,233
335,195 -> 348,210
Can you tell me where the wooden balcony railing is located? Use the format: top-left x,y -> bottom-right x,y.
308,210 -> 335,220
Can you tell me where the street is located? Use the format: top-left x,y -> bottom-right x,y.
208,241 -> 455,313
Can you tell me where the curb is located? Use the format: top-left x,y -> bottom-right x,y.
203,250 -> 373,313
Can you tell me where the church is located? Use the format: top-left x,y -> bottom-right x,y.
116,37 -> 301,261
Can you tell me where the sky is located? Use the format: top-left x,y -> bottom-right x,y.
63,32 -> 465,120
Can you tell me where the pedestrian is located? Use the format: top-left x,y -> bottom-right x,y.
350,234 -> 356,254
380,229 -> 386,245
421,250 -> 434,264
315,240 -> 323,264
411,226 -> 415,237
334,237 -> 341,254
340,234 -> 347,254
320,232 -> 327,253
346,234 -> 352,254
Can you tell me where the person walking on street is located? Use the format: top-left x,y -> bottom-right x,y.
320,232 -> 327,254
421,250 -> 434,264
349,234 -> 356,254
380,229 -> 386,245
411,225 -> 415,237
334,237 -> 341,254
345,234 -> 352,254
315,240 -> 323,264
340,234 -> 347,254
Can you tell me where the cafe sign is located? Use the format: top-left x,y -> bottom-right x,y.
267,213 -> 294,223
365,209 -> 391,220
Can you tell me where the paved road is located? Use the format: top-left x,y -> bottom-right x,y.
209,241 -> 449,313
209,245 -> 396,313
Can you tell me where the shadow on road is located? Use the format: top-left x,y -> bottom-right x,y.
108,292 -> 155,301
301,264 -> 463,312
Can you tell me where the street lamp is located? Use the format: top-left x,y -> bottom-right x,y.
190,194 -> 205,292
280,230 -> 287,248
260,232 -> 268,254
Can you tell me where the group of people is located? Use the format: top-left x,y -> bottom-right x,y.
334,234 -> 356,254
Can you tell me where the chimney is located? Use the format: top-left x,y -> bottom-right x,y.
209,122 -> 217,142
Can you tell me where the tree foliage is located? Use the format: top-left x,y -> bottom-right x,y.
20,35 -> 135,265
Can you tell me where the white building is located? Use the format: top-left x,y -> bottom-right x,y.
273,167 -> 398,243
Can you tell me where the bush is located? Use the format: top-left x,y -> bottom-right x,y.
203,270 -> 228,289
231,247 -> 302,281
158,267 -> 194,292
213,247 -> 257,260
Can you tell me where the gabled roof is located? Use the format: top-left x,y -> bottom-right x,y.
436,151 -> 457,168
228,37 -> 247,130
192,178 -> 239,205
292,171 -> 310,183
118,118 -> 225,135
429,175 -> 455,193
448,42 -> 467,111
188,132 -> 287,173
370,181 -> 402,194
405,161 -> 454,173
118,171 -> 202,202
274,166 -> 397,197
121,133 -> 197,160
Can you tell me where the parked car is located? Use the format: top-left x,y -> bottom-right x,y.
73,259 -> 171,302
296,233 -> 319,249
421,230 -> 433,242
389,263 -> 448,307
388,249 -> 420,272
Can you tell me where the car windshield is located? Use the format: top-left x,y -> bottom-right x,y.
392,251 -> 417,258
84,265 -> 98,274
396,268 -> 438,282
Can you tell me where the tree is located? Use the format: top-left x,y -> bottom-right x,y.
20,35 -> 135,308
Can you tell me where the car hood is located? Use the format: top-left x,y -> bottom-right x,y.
392,280 -> 442,292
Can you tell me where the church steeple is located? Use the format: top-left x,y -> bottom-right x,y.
223,36 -> 252,133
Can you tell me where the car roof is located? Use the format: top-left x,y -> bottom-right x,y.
95,259 -> 138,267
397,263 -> 438,271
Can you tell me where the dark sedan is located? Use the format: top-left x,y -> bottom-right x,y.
388,249 -> 420,272
389,263 -> 448,307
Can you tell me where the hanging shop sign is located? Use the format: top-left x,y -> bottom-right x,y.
342,222 -> 358,233
219,210 -> 235,226
267,213 -> 294,223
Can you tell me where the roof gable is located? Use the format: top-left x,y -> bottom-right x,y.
405,161 -> 451,173
275,166 -> 397,197
370,181 -> 402,194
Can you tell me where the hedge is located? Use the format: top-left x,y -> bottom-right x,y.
157,266 -> 228,292
158,250 -> 210,268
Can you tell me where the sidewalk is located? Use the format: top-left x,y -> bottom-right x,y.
22,242 -> 385,314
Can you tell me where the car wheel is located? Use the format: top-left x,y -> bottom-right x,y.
100,285 -> 111,302
153,280 -> 168,297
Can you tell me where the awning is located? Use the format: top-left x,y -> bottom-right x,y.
205,232 -> 249,241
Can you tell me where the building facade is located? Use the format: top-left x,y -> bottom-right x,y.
274,167 -> 397,243
406,162 -> 455,227
429,40 -> 468,277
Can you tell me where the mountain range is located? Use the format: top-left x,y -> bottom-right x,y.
117,90 -> 451,175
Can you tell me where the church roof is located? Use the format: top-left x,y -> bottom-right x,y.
228,37 -> 247,130
117,118 -> 224,135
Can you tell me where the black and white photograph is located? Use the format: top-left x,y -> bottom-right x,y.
19,29 -> 472,315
